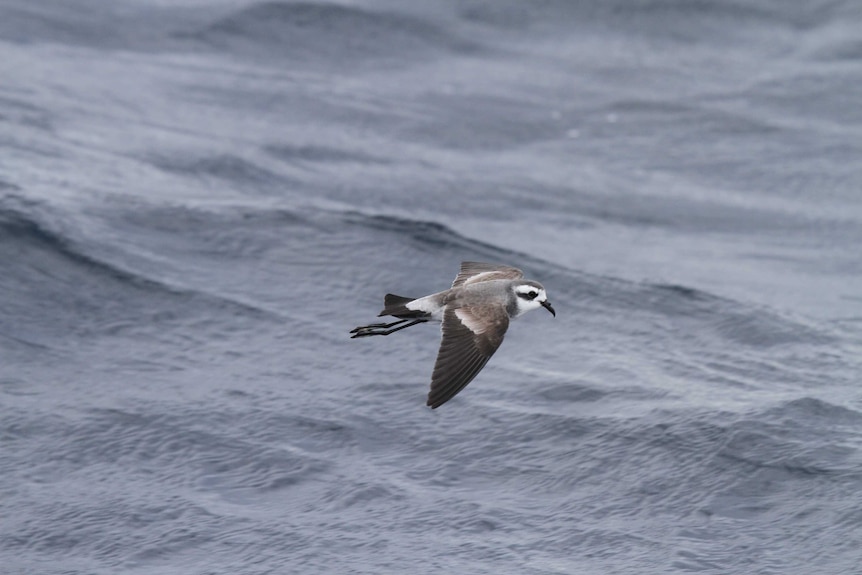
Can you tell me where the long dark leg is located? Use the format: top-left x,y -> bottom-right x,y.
350,319 -> 428,338
350,319 -> 410,333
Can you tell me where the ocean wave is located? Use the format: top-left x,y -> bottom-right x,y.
577,275 -> 833,349
195,2 -> 479,66
264,143 -> 390,166
457,0 -> 842,36
144,152 -> 292,190
341,210 -> 530,260
0,197 -> 277,346
0,197 -> 171,292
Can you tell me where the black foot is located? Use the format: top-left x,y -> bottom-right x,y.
349,319 -> 408,334
350,319 -> 427,338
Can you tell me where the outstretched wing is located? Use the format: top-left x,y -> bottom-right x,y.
451,261 -> 524,288
426,305 -> 509,409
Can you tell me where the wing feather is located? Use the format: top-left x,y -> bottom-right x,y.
451,261 -> 523,288
426,305 -> 509,408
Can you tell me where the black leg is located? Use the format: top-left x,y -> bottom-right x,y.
350,319 -> 411,334
350,319 -> 427,338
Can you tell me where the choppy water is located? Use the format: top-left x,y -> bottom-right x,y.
2,1 -> 862,573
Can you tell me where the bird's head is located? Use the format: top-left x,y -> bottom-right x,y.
512,282 -> 555,318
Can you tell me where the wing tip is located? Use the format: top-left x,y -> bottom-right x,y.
426,394 -> 448,409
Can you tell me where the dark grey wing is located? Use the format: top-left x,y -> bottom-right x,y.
426,305 -> 509,409
451,261 -> 524,288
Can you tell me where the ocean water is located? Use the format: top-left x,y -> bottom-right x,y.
2,1 -> 861,573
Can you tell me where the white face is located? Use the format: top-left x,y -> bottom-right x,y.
513,284 -> 552,317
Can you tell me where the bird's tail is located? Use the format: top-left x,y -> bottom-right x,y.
379,294 -> 422,318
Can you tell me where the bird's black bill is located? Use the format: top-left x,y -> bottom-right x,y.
541,300 -> 556,317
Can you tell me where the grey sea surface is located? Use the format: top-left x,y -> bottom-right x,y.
2,1 -> 861,573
